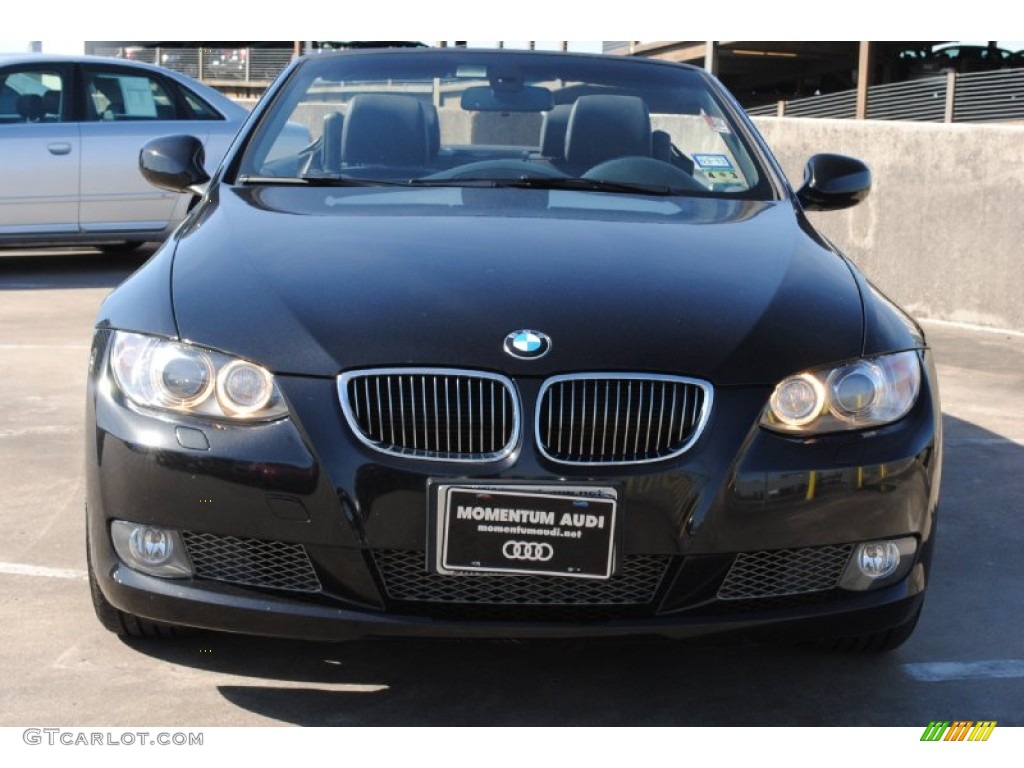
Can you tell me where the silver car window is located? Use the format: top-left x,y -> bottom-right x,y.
83,68 -> 181,121
0,68 -> 65,123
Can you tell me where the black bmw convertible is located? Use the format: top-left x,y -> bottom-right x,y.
86,47 -> 941,650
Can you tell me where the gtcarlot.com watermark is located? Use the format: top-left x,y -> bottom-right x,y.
23,729 -> 203,747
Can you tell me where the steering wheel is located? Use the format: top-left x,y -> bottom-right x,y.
421,159 -> 569,181
583,156 -> 708,192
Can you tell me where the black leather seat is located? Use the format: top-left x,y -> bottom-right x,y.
17,94 -> 44,122
563,95 -> 652,172
341,94 -> 430,169
422,102 -> 440,161
539,104 -> 572,160
41,89 -> 61,120
321,111 -> 344,173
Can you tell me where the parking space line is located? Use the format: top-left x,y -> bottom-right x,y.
945,438 -> 1024,446
0,562 -> 87,581
920,318 -> 1024,338
0,344 -> 90,349
0,425 -> 81,438
903,660 -> 1024,682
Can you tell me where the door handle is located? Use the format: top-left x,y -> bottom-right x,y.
47,142 -> 72,156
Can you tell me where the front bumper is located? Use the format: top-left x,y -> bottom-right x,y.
85,329 -> 942,641
96,558 -> 927,642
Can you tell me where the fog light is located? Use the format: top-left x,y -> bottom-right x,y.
110,521 -> 192,578
130,527 -> 173,565
839,537 -> 917,591
858,541 -> 899,578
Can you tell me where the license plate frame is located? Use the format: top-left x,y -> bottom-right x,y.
432,483 -> 618,580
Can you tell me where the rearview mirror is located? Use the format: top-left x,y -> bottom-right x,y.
139,134 -> 210,195
460,85 -> 554,112
796,153 -> 871,211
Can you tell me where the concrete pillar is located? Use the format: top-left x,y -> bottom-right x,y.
704,41 -> 719,74
856,41 -> 872,119
945,71 -> 956,123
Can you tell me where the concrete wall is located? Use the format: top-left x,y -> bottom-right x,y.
752,117 -> 1024,331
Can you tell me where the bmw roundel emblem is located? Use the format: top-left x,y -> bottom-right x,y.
504,329 -> 551,359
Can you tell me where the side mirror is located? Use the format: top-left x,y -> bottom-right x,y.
796,153 -> 871,211
139,135 -> 210,195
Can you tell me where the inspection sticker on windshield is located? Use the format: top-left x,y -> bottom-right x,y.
702,113 -> 732,134
694,154 -> 734,170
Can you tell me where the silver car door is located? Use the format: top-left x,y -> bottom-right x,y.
0,65 -> 79,235
77,65 -> 215,235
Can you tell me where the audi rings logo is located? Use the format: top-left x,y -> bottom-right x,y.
502,540 -> 554,562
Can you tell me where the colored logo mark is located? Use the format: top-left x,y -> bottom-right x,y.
920,721 -> 997,741
504,330 -> 551,359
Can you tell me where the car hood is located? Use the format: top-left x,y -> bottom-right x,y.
171,185 -> 864,385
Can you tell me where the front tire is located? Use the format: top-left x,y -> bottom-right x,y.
87,533 -> 195,638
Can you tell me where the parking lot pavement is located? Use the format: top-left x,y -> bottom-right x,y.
1,250 -> 1022,726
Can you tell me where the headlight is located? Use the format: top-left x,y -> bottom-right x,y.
760,350 -> 921,434
109,331 -> 288,422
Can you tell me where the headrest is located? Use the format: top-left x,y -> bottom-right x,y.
422,102 -> 440,159
17,93 -> 44,121
42,89 -> 61,117
342,94 -> 428,167
565,95 -> 652,167
540,104 -> 572,158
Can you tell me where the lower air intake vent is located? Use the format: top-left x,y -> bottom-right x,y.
182,531 -> 321,592
717,544 -> 853,600
373,550 -> 670,605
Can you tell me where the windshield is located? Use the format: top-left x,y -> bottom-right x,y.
237,50 -> 774,199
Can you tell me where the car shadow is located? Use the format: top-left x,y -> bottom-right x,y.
129,632 -> 906,726
0,248 -> 152,291
121,411 -> 1023,726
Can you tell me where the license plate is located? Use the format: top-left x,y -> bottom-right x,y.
434,484 -> 617,579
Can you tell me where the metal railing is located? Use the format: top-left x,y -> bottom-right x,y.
865,77 -> 947,121
786,90 -> 857,119
88,45 -> 295,87
748,68 -> 1024,123
955,69 -> 1024,122
250,49 -> 294,81
745,102 -> 779,117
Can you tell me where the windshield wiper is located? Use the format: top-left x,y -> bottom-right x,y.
242,174 -> 679,195
500,177 -> 679,195
237,174 -> 402,187
409,176 -> 677,196
299,173 -> 406,187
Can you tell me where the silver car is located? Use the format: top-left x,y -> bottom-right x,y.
0,54 -> 252,250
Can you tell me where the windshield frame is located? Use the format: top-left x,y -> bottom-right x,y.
226,49 -> 784,202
